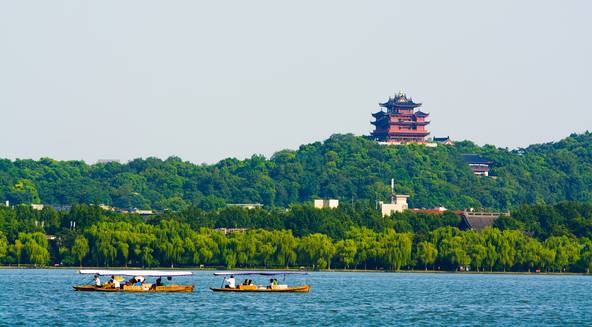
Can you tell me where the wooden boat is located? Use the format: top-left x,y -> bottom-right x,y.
210,285 -> 310,293
74,284 -> 194,292
74,269 -> 194,293
211,271 -> 310,293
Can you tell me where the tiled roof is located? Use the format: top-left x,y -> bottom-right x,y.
462,154 -> 493,165
460,212 -> 501,231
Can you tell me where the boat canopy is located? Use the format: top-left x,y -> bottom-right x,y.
213,271 -> 308,276
79,269 -> 193,277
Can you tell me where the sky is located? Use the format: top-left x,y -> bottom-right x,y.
0,1 -> 590,164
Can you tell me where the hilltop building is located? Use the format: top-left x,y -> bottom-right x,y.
462,154 -> 493,176
132,208 -> 154,216
433,136 -> 454,145
371,91 -> 430,143
227,203 -> 263,210
215,228 -> 248,235
314,199 -> 339,209
379,179 -> 409,216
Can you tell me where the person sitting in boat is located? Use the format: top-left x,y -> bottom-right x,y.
134,276 -> 144,286
94,274 -> 102,287
111,276 -> 121,289
150,277 -> 163,290
226,275 -> 236,288
268,278 -> 274,289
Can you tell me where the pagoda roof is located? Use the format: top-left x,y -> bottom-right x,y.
371,110 -> 387,118
379,92 -> 422,109
415,110 -> 429,117
370,120 -> 390,126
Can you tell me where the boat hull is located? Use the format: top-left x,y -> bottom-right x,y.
73,285 -> 194,293
210,285 -> 310,293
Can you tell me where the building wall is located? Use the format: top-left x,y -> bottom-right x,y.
379,201 -> 408,216
314,199 -> 339,209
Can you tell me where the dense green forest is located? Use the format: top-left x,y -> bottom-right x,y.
2,202 -> 592,272
1,132 -> 591,211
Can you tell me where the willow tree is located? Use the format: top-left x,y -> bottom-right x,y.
379,229 -> 412,271
13,240 -> 23,267
72,235 -> 89,267
19,232 -> 50,266
298,233 -> 335,270
335,239 -> 357,269
274,230 -> 297,268
416,241 -> 437,270
0,231 -> 7,263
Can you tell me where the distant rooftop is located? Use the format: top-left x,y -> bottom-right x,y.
460,211 -> 503,231
462,154 -> 493,165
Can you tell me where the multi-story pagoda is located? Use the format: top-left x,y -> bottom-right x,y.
370,91 -> 430,143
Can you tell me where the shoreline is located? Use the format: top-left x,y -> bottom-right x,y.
0,265 -> 588,276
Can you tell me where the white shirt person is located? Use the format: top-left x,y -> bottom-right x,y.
227,275 -> 236,288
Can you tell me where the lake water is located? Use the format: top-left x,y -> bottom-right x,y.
0,269 -> 590,326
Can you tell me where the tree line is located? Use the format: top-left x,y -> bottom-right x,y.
0,132 -> 591,210
1,202 -> 592,272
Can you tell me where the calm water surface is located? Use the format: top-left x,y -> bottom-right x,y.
0,269 -> 590,326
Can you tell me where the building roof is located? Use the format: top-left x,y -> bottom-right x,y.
460,212 -> 501,231
411,208 -> 463,215
379,92 -> 422,110
462,154 -> 493,165
371,110 -> 387,118
433,136 -> 450,142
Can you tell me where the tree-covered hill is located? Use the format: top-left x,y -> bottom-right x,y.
0,132 -> 591,210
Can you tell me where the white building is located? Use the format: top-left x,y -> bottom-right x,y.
132,209 -> 154,215
314,199 -> 339,209
379,179 -> 409,216
227,203 -> 263,210
379,194 -> 409,216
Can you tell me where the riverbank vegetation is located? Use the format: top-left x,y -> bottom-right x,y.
1,202 -> 592,272
0,132 -> 591,210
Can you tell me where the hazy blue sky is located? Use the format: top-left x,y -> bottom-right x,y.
1,1 -> 590,163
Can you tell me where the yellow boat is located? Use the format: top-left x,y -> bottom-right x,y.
210,271 -> 310,293
210,285 -> 310,293
74,284 -> 194,292
74,269 -> 194,293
